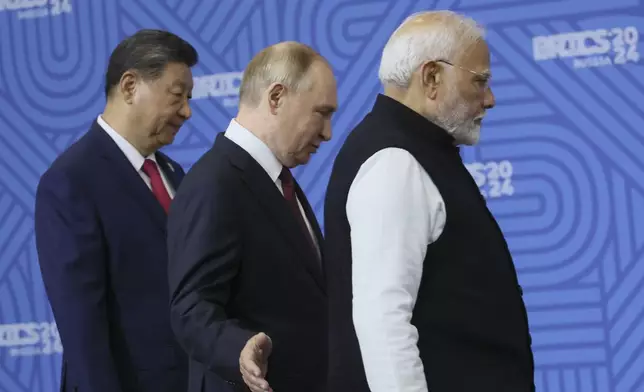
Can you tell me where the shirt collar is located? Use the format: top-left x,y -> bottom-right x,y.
224,118 -> 282,183
97,115 -> 157,171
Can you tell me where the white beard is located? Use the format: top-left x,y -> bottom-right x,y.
432,84 -> 482,146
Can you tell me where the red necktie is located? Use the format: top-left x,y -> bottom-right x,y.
279,167 -> 319,260
142,159 -> 171,214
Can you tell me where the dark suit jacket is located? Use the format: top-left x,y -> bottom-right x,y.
167,133 -> 327,392
34,121 -> 189,392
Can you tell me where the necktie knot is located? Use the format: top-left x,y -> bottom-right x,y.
142,159 -> 159,177
279,167 -> 296,201
279,167 -> 293,185
141,158 -> 171,214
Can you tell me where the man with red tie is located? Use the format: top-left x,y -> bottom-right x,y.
34,29 -> 198,392
167,41 -> 337,392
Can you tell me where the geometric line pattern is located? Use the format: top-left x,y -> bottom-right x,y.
0,1 -> 643,391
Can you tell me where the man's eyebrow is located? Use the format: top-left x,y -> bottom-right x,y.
315,104 -> 337,113
170,81 -> 193,98
479,69 -> 492,78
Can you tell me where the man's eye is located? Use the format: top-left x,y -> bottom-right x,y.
476,78 -> 489,88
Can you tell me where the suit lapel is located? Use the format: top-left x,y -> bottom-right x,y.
89,122 -> 167,233
155,152 -> 183,191
219,134 -> 324,291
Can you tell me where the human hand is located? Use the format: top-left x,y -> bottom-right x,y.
239,332 -> 273,392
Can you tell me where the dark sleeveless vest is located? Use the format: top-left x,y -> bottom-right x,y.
324,94 -> 535,392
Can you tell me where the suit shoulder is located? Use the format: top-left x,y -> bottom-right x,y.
39,132 -> 96,189
176,145 -> 240,193
169,146 -> 243,223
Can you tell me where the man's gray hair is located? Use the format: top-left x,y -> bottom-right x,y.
378,10 -> 485,89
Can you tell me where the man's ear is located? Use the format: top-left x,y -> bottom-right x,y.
119,70 -> 139,104
267,83 -> 286,115
420,61 -> 441,100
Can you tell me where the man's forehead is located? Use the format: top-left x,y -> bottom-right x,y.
171,79 -> 192,88
163,62 -> 192,78
166,68 -> 194,90
309,60 -> 334,81
456,42 -> 491,73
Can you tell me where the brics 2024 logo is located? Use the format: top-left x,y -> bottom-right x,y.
192,72 -> 244,108
0,322 -> 63,357
532,27 -> 640,69
466,160 -> 515,200
0,0 -> 71,20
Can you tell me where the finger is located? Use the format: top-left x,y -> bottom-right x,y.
250,347 -> 263,363
241,371 -> 270,392
240,361 -> 261,380
240,360 -> 268,387
240,356 -> 262,377
242,377 -> 267,392
254,333 -> 272,351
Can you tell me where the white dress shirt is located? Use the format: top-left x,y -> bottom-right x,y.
223,119 -> 320,255
97,115 -> 175,198
347,147 -> 446,392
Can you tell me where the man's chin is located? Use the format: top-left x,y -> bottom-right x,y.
455,125 -> 481,146
296,154 -> 312,166
157,133 -> 177,148
464,133 -> 480,146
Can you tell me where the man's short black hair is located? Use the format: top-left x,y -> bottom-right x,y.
104,29 -> 198,98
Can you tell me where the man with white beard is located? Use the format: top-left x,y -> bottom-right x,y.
324,10 -> 535,392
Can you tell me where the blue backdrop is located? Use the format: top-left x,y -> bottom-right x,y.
1,0 -> 643,391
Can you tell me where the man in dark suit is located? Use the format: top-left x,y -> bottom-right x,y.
34,29 -> 198,392
167,41 -> 337,392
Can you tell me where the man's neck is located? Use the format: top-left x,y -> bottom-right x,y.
101,108 -> 153,157
235,109 -> 279,157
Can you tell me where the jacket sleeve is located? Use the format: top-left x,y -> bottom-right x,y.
167,177 -> 256,384
34,168 -> 124,392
